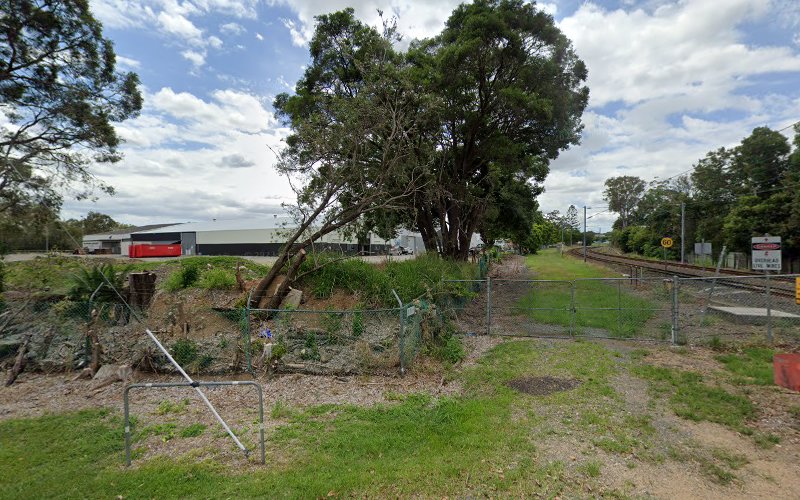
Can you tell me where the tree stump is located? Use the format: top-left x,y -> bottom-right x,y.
129,272 -> 157,309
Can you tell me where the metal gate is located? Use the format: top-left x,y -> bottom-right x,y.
489,277 -> 673,341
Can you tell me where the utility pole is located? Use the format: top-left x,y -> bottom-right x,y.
680,201 -> 685,264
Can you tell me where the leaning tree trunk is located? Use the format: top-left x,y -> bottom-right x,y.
262,249 -> 307,311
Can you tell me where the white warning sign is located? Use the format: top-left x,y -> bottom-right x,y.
752,236 -> 781,271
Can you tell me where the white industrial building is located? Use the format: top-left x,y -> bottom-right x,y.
81,224 -> 176,255
129,216 -> 394,256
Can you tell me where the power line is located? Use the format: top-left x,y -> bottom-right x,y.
775,119 -> 800,133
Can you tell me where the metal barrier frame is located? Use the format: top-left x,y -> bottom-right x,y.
123,381 -> 266,466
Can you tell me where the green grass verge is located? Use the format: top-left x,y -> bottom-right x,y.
715,347 -> 775,386
519,250 -> 658,337
0,340 -> 632,498
633,365 -> 755,433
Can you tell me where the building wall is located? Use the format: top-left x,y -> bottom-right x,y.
195,229 -> 283,245
131,232 -> 181,243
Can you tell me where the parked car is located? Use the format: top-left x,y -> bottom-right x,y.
389,245 -> 413,256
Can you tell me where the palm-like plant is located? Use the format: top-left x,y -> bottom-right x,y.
69,263 -> 131,303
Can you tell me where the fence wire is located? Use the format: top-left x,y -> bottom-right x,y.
676,274 -> 800,345
444,272 -> 800,346
246,307 -> 403,375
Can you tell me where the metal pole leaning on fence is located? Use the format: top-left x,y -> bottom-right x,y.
124,381 -> 265,466
144,328 -> 249,456
392,290 -> 405,376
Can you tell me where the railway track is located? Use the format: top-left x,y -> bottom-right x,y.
570,247 -> 798,300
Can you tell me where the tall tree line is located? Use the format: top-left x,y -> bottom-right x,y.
605,125 -> 800,263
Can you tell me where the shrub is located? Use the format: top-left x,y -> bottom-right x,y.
198,268 -> 236,290
295,252 -> 478,307
172,339 -> 199,366
163,264 -> 200,291
68,263 -> 131,302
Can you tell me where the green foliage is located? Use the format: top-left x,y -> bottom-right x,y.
301,333 -> 320,361
604,176 -> 646,228
0,0 -> 143,212
68,263 -> 131,302
171,339 -> 199,367
179,424 -> 207,438
296,253 -> 476,306
5,255 -> 86,293
351,310 -> 364,337
608,126 -> 800,260
429,334 -> 465,364
163,264 -> 200,291
198,268 -> 237,290
321,310 -> 343,341
634,365 -> 755,433
277,2 -> 588,259
715,347 -> 775,385
155,399 -> 190,416
163,257 -> 268,291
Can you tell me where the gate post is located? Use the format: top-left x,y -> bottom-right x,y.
569,281 -> 576,336
671,275 -> 679,345
486,277 -> 492,336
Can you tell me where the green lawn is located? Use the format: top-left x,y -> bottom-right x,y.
516,250 -> 660,338
0,341 -> 623,498
0,338 -> 776,497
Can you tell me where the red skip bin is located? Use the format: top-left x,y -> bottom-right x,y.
773,353 -> 800,392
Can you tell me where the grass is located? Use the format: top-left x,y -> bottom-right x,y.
634,364 -> 755,434
0,340 -> 628,498
163,256 -> 269,292
715,347 -> 775,385
0,339 -> 785,496
518,249 -> 658,337
296,253 -> 478,307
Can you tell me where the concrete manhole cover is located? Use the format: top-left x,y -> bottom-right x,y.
507,376 -> 581,396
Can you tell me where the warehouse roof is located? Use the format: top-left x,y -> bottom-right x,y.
83,223 -> 179,241
132,216 -> 296,234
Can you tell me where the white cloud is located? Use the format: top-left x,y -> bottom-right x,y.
157,11 -> 204,45
65,86 -> 292,223
181,50 -> 206,67
255,32 -> 264,41
279,18 -> 308,47
208,35 -> 223,49
537,0 -> 800,221
272,0 -> 463,47
115,55 -> 141,69
220,22 -> 246,35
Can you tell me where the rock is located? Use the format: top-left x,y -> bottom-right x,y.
93,364 -> 127,381
280,288 -> 303,310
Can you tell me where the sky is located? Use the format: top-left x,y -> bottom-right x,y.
64,0 -> 800,232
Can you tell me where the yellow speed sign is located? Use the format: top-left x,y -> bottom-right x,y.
661,237 -> 673,248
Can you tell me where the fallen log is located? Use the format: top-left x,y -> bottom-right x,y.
5,335 -> 30,386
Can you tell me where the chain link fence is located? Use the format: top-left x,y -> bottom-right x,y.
245,306 -> 403,375
435,272 -> 799,345
676,274 -> 800,345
